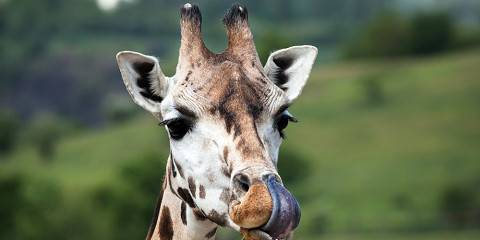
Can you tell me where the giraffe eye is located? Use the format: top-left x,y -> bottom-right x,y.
161,118 -> 192,140
275,113 -> 297,138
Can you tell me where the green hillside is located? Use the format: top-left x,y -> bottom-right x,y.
2,49 -> 480,239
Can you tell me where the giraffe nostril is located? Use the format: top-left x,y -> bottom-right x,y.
233,173 -> 250,193
239,180 -> 249,192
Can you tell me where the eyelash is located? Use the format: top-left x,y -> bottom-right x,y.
160,118 -> 192,140
275,112 -> 297,138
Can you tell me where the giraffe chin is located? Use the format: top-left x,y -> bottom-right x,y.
259,174 -> 301,239
240,228 -> 274,240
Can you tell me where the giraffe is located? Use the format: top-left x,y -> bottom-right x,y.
116,3 -> 317,240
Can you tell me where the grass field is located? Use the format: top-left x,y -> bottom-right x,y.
2,48 -> 480,239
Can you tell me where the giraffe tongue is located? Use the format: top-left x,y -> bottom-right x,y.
260,175 -> 301,239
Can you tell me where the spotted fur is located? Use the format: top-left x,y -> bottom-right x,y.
188,177 -> 197,198
180,202 -> 187,225
117,3 -> 316,240
199,185 -> 206,199
177,187 -> 195,208
158,206 -> 173,240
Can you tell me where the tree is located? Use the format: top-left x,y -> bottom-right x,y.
410,12 -> 454,55
343,12 -> 411,58
23,113 -> 75,160
0,110 -> 19,155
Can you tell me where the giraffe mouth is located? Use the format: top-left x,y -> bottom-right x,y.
229,174 -> 301,239
259,174 -> 301,239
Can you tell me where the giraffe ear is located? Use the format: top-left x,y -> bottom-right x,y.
116,51 -> 169,113
264,45 -> 317,102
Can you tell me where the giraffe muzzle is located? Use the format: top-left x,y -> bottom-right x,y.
229,174 -> 301,239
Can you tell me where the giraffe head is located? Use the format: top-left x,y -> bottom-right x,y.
116,3 -> 316,239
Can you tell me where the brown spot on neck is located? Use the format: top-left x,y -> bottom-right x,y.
158,206 -> 173,240
180,202 -> 187,225
193,207 -> 207,221
188,177 -> 197,198
177,187 -> 195,208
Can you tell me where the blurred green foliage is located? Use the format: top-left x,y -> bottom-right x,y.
5,0 -> 479,125
256,31 -> 294,64
358,74 -> 386,106
440,183 -> 480,229
0,173 -> 24,239
344,13 -> 412,58
409,13 -> 454,55
91,151 -> 165,240
21,113 -> 78,160
103,95 -> 142,124
343,11 -> 479,58
0,110 -> 19,154
2,48 -> 480,239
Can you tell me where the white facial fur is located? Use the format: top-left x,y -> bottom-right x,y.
116,45 -> 317,230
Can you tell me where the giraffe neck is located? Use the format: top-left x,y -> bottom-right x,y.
147,158 -> 218,240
